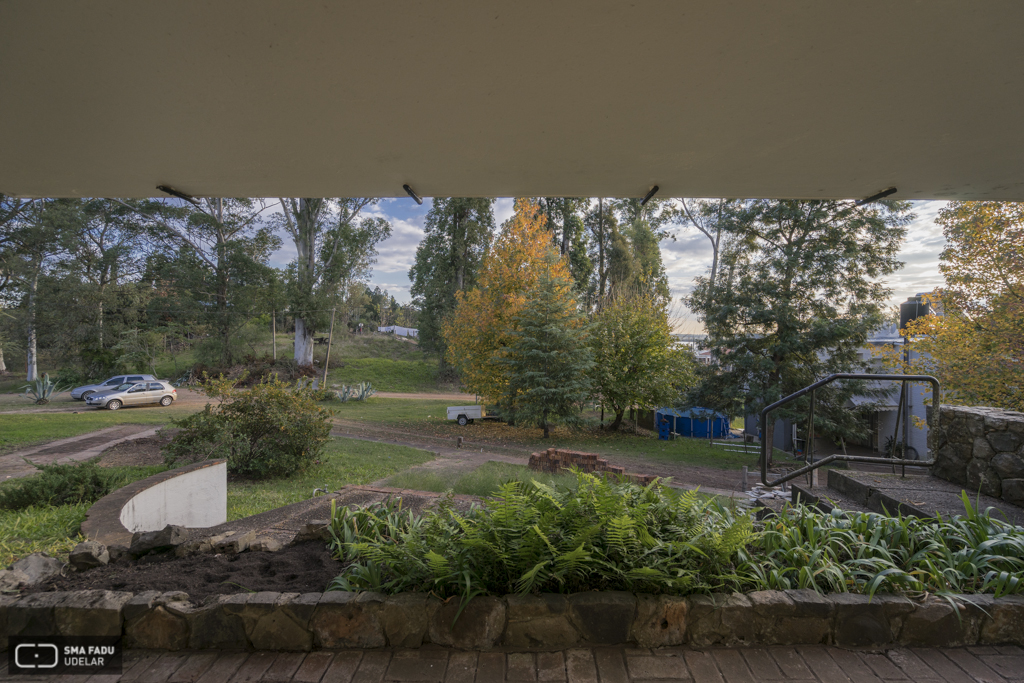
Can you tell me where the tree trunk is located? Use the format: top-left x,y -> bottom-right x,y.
597,198 -> 606,300
26,269 -> 39,381
0,344 -> 7,374
294,317 -> 315,366
609,409 -> 625,431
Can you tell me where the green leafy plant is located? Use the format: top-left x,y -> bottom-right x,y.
327,470 -> 754,601
21,373 -> 67,405
163,376 -> 333,479
0,462 -> 110,510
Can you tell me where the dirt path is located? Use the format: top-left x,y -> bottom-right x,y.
0,424 -> 161,481
330,425 -> 745,496
374,391 -> 475,400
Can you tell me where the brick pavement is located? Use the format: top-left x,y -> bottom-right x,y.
1,646 -> 1022,682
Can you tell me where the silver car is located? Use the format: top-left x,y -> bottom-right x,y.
85,381 -> 177,410
71,374 -> 156,401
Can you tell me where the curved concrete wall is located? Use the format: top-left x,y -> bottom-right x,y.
119,461 -> 227,533
83,459 -> 227,546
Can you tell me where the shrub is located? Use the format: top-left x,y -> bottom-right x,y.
328,475 -> 1024,601
327,471 -> 753,598
163,376 -> 332,479
0,463 -> 110,510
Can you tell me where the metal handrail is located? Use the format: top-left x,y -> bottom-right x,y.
759,373 -> 940,487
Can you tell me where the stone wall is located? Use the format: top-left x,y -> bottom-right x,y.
4,589 -> 1023,651
528,449 -> 657,485
931,406 -> 1024,505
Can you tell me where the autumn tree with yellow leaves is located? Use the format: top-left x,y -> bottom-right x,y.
887,201 -> 1023,411
442,199 -> 577,407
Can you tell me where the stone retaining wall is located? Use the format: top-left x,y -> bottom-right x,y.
931,406 -> 1024,505
4,589 -> 1022,651
528,449 -> 657,485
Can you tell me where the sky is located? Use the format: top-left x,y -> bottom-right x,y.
269,198 -> 948,333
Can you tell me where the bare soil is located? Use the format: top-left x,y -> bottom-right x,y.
32,542 -> 340,600
95,430 -> 177,468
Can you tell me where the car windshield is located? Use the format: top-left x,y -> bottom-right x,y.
116,383 -> 135,391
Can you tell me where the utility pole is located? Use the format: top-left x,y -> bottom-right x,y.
322,307 -> 337,385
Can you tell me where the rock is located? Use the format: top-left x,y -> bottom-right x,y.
744,590 -> 831,645
130,524 -> 187,556
250,536 -> 284,553
687,593 -> 754,646
240,592 -> 314,651
567,592 -> 636,645
504,594 -> 579,649
7,592 -> 68,636
1002,479 -> 1024,505
967,460 -> 1001,498
428,595 -> 506,650
178,594 -> 250,649
294,520 -> 331,543
11,553 -> 64,585
632,594 -> 687,648
125,604 -> 190,650
311,591 -> 386,648
213,530 -> 256,554
832,593 -> 913,647
973,437 -> 996,461
0,569 -> 30,592
55,590 -> 132,637
0,594 -> 19,650
69,541 -> 109,571
107,545 -> 131,563
992,453 -> 1024,480
989,430 -> 1021,453
899,597 -> 976,647
383,593 -> 431,648
980,596 -> 1024,645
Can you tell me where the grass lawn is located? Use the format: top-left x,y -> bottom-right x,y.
383,461 -> 582,498
326,357 -> 440,393
329,398 -> 778,470
0,405 -> 199,454
226,437 -> 434,520
0,463 -> 170,566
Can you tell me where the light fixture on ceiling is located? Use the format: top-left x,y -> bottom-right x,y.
640,185 -> 660,206
156,185 -> 200,206
403,184 -> 423,205
855,187 -> 897,206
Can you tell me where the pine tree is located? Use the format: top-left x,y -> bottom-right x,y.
498,257 -> 593,438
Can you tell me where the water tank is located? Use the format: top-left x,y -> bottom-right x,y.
899,295 -> 930,332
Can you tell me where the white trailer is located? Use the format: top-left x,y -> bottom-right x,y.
447,405 -> 482,426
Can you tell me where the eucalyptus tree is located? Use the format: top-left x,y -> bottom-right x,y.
670,199 -> 734,305
409,198 -> 494,356
277,198 -> 391,365
119,197 -> 280,365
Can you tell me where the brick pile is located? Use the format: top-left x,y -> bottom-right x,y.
527,448 -> 658,485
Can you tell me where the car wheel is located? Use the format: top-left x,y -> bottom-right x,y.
159,396 -> 172,406
107,399 -> 122,411
457,415 -> 468,426
81,391 -> 94,401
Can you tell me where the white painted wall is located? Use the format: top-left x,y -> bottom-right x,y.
119,462 -> 227,532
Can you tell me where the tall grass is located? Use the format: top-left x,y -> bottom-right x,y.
382,461 -> 582,498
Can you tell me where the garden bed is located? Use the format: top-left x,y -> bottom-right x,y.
29,541 -> 337,600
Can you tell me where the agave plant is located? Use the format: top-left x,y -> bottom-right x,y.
21,373 -> 66,405
335,381 -> 377,403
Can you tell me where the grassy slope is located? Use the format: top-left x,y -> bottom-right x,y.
226,438 -> 434,520
383,461 -> 582,498
329,397 -> 772,470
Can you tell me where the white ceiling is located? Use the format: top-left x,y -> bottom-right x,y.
2,1 -> 1023,200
